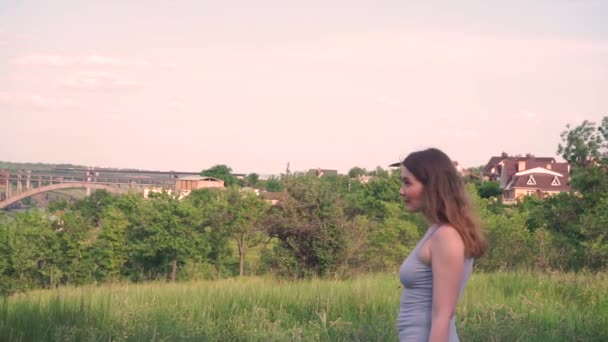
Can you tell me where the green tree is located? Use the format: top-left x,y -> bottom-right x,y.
579,194 -> 608,269
244,173 -> 260,187
264,175 -> 371,278
348,166 -> 367,178
364,202 -> 421,270
476,210 -> 535,270
558,119 -> 606,168
263,176 -> 283,192
70,190 -> 117,227
185,188 -> 233,277
477,181 -> 502,199
360,170 -> 401,220
201,164 -> 239,187
0,211 -> 61,294
557,117 -> 608,199
90,207 -> 129,282
56,210 -> 95,285
215,187 -> 269,276
128,192 -> 205,281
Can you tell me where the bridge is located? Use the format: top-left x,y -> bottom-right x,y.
0,168 -> 198,210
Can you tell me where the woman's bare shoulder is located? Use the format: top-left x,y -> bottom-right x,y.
430,224 -> 465,252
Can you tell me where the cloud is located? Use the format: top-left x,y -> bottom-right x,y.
0,30 -> 8,46
12,54 -> 174,69
58,70 -> 142,90
436,127 -> 480,140
376,96 -> 402,106
167,101 -> 186,110
0,91 -> 79,110
520,110 -> 541,122
239,31 -> 608,77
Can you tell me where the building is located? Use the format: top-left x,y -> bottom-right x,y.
0,170 -> 9,185
357,175 -> 374,184
502,166 -> 570,203
308,168 -> 339,177
452,161 -> 472,177
144,176 -> 225,200
483,153 -> 556,183
483,153 -> 570,203
260,191 -> 286,205
175,176 -> 224,191
0,170 -> 9,201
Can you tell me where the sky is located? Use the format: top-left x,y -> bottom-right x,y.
1,0 -> 607,175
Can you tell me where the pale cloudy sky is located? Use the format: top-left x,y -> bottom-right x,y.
1,1 -> 607,174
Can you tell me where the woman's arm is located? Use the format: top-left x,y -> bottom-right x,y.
429,225 -> 465,342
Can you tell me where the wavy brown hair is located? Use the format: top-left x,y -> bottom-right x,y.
402,148 -> 487,258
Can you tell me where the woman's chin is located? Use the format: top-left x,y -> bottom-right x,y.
404,203 -> 416,212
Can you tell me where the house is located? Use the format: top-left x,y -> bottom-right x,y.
174,176 -> 224,191
0,170 -> 9,201
452,161 -> 472,177
308,168 -> 339,177
502,165 -> 570,203
259,191 -> 286,205
143,176 -> 225,200
0,170 -> 9,186
483,153 -> 570,203
483,153 -> 556,183
357,175 -> 374,184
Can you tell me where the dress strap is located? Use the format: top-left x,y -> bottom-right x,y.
423,223 -> 443,242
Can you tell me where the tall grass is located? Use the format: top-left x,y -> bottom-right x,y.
1,272 -> 606,341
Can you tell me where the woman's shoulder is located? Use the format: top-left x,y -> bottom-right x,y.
430,224 -> 465,252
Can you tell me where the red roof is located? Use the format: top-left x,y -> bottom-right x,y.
509,173 -> 570,192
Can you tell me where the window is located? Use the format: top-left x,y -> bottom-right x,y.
526,175 -> 536,185
551,176 -> 561,186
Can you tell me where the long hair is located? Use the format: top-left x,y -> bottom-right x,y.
402,148 -> 487,258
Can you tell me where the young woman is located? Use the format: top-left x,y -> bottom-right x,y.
392,148 -> 487,342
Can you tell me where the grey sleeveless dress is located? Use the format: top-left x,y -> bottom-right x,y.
396,224 -> 473,342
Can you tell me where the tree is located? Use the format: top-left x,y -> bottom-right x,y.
70,190 -> 117,227
348,166 -> 367,178
360,170 -> 401,220
264,175 -> 371,278
185,188 -> 233,277
244,173 -> 260,187
0,211 -> 61,294
477,181 -> 502,199
201,164 -> 239,187
56,210 -> 95,285
215,187 -> 269,277
364,202 -> 421,269
256,176 -> 284,192
557,119 -> 606,168
579,194 -> 608,269
128,192 -> 204,281
557,116 -> 608,199
90,207 -> 129,282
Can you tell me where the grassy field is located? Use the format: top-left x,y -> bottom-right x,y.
1,272 -> 606,341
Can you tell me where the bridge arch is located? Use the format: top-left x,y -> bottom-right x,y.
0,182 -> 130,209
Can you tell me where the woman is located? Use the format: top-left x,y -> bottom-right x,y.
391,148 -> 487,342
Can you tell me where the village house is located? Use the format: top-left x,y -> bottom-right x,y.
452,161 -> 472,177
483,153 -> 570,203
308,168 -> 339,177
259,191 -> 286,206
174,176 -> 224,191
144,176 -> 225,200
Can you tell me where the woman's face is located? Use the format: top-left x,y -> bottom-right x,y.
400,166 -> 424,212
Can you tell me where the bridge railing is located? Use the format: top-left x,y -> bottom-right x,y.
0,172 -> 176,201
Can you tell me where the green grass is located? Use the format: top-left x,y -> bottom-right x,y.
1,272 -> 606,341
